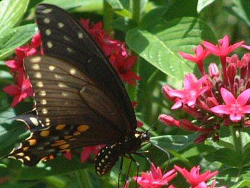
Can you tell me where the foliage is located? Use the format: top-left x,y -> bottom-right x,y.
0,0 -> 250,187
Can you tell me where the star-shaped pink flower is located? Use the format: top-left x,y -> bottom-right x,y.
167,74 -> 209,109
210,88 -> 250,122
203,35 -> 243,57
174,165 -> 218,188
3,70 -> 33,107
179,45 -> 210,75
134,163 -> 177,188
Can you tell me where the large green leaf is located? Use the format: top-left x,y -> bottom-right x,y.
0,24 -> 37,60
0,0 -> 30,35
224,0 -> 250,28
18,157 -> 92,180
150,134 -> 196,152
203,148 -> 241,167
197,0 -> 216,13
106,0 -> 124,9
41,0 -> 103,10
126,17 -> 216,81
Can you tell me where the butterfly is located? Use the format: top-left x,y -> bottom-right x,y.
7,3 -> 149,176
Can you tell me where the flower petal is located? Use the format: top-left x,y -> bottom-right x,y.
220,88 -> 235,105
3,85 -> 20,96
178,52 -> 196,62
230,113 -> 242,122
203,41 -> 220,56
237,89 -> 250,106
210,105 -> 230,114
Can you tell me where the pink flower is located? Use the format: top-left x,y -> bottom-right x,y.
210,88 -> 250,122
179,45 -> 210,75
3,70 -> 33,107
134,163 -> 177,188
203,35 -> 243,57
208,63 -> 219,78
81,145 -> 103,162
109,49 -> 140,85
167,74 -> 208,109
174,165 -> 218,188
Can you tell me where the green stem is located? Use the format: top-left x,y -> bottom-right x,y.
127,0 -> 141,102
230,126 -> 243,157
103,0 -> 114,32
75,169 -> 94,188
131,0 -> 141,25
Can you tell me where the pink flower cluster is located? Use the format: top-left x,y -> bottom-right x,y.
159,35 -> 250,143
123,163 -> 225,188
3,33 -> 42,107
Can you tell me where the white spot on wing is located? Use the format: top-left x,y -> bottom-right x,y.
63,36 -> 70,41
42,108 -> 48,114
47,42 -> 53,48
67,47 -> 73,53
32,64 -> 40,70
39,91 -> 46,96
41,99 -> 47,105
61,92 -> 68,97
44,18 -> 50,24
58,22 -> 64,28
42,9 -> 52,14
36,81 -> 44,87
69,68 -> 76,75
78,32 -> 83,38
35,72 -> 42,78
49,65 -> 55,71
31,57 -> 41,63
30,117 -> 39,126
45,29 -> 51,35
58,83 -> 67,88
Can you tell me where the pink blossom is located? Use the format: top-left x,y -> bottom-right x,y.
179,45 -> 210,75
210,88 -> 250,122
203,35 -> 243,57
134,163 -> 177,188
174,165 -> 218,188
3,70 -> 33,107
167,74 -> 208,109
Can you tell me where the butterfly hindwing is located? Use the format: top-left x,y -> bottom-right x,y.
36,4 -> 137,132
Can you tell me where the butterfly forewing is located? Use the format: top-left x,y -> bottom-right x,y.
36,4 -> 137,132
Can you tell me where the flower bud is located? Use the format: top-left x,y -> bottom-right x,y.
209,63 -> 219,78
158,114 -> 180,127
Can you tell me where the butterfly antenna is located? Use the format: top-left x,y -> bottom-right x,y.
145,119 -> 159,133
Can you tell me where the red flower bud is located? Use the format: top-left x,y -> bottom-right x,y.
159,114 -> 180,127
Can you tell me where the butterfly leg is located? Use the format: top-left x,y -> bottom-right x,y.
127,154 -> 140,188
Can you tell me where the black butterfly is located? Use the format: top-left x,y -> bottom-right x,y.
7,3 -> 149,176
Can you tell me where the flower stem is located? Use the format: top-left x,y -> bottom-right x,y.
103,0 -> 113,32
220,56 -> 228,85
230,126 -> 243,156
127,0 -> 141,102
131,0 -> 141,25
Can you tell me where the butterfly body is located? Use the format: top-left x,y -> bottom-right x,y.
95,131 -> 149,175
6,3 -> 147,175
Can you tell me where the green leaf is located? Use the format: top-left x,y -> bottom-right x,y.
203,148 -> 241,167
113,17 -> 136,31
0,24 -> 37,60
197,0 -> 216,13
17,157 -> 92,180
0,0 -> 30,35
106,0 -> 124,9
224,0 -> 250,28
126,17 -> 216,81
150,134 -> 196,152
41,0 -> 102,10
140,6 -> 169,28
163,0 -> 198,20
